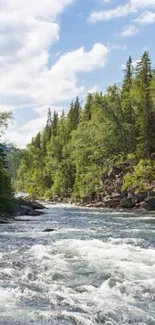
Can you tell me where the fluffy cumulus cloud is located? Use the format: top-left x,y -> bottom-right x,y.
1,0 -> 110,147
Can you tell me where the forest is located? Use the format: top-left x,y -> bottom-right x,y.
2,52 -> 155,206
0,112 -> 13,212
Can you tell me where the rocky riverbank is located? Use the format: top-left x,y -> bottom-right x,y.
44,163 -> 155,211
0,198 -> 45,223
79,164 -> 155,210
43,193 -> 155,211
80,192 -> 155,210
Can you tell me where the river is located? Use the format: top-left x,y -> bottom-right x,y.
0,205 -> 155,325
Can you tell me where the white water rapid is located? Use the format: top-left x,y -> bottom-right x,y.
0,205 -> 155,324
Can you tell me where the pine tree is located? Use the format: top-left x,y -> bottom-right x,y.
73,97 -> 81,127
121,56 -> 136,152
122,56 -> 133,123
84,93 -> 93,121
33,132 -> 41,149
136,52 -> 155,158
68,97 -> 81,132
51,111 -> 58,137
45,108 -> 52,142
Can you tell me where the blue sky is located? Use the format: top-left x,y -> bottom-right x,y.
1,0 -> 155,147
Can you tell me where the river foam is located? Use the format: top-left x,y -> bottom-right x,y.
0,206 -> 155,324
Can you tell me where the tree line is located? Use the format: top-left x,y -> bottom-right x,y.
16,52 -> 155,200
0,112 -> 13,212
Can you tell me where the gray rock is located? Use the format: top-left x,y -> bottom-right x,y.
43,229 -> 56,232
144,197 -> 155,210
104,196 -> 120,208
20,205 -> 33,211
120,198 -> 135,209
25,200 -> 45,210
135,192 -> 148,203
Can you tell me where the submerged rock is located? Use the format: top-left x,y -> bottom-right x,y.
43,228 -> 56,232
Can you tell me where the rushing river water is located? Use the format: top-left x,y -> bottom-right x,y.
0,205 -> 155,325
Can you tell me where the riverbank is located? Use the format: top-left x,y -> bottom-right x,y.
0,198 -> 45,223
31,162 -> 155,211
37,192 -> 155,212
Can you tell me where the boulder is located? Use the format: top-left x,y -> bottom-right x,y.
139,201 -> 147,209
43,228 -> 56,232
26,200 -> 45,210
135,192 -> 148,203
104,196 -> 120,208
18,205 -> 44,216
29,210 -> 44,216
20,204 -> 33,211
111,193 -> 122,200
120,198 -> 135,209
148,191 -> 155,198
144,197 -> 155,210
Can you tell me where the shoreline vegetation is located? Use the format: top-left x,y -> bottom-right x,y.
15,52 -> 155,212
2,52 -> 155,217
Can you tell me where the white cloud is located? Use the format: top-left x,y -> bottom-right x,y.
89,0 -> 155,22
0,0 -> 110,147
0,0 -> 76,19
121,24 -> 139,36
52,44 -> 109,74
131,0 -> 155,8
1,42 -> 109,111
134,10 -> 155,24
2,105 -> 67,148
89,5 -> 132,22
2,130 -> 36,148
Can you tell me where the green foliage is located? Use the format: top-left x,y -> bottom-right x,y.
123,159 -> 155,191
0,112 -> 12,136
16,52 -> 155,200
0,111 -> 14,213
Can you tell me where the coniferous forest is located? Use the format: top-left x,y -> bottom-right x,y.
14,52 -> 155,205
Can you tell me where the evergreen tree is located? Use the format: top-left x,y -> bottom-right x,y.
136,52 -> 155,158
83,93 -> 93,121
121,56 -> 136,152
45,108 -> 52,142
0,112 -> 13,210
51,111 -> 58,137
68,97 -> 81,132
